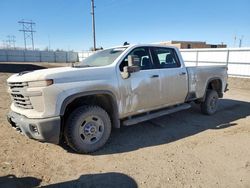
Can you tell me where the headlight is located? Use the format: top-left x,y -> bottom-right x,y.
28,79 -> 53,87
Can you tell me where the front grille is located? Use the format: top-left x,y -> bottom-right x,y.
8,82 -> 33,109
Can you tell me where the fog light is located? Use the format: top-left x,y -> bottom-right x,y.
29,124 -> 39,134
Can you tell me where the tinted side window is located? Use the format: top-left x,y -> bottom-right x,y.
119,47 -> 153,71
152,48 -> 181,69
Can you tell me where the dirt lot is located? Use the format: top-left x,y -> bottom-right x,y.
0,63 -> 250,188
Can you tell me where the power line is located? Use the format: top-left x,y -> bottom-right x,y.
91,0 -> 96,51
18,20 -> 36,50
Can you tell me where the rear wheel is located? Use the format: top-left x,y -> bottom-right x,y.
64,105 -> 111,153
201,90 -> 219,115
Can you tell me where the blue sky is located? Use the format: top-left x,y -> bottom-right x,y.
0,0 -> 249,51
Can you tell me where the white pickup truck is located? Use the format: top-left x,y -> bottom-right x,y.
7,44 -> 228,153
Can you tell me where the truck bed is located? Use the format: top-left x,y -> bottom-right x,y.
186,65 -> 228,99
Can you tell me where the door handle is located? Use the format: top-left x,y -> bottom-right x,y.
151,75 -> 159,78
179,72 -> 186,76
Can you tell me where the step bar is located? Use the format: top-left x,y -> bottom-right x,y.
123,103 -> 191,126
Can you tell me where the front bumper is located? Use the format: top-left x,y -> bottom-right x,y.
7,111 -> 61,144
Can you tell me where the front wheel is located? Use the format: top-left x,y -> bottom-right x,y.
201,90 -> 219,115
64,105 -> 111,153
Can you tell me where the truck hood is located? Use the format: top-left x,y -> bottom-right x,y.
7,66 -> 113,83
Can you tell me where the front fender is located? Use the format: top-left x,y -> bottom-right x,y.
59,90 -> 120,128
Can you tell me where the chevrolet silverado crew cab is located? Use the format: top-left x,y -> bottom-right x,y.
7,44 -> 228,153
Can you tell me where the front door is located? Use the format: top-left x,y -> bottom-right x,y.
118,47 -> 161,115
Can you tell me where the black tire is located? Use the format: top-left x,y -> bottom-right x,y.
64,105 -> 111,153
201,90 -> 219,115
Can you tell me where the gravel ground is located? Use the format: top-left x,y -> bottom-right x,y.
0,63 -> 250,188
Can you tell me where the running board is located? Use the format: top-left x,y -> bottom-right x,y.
123,103 -> 191,126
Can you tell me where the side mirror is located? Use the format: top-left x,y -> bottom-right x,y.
121,55 -> 140,79
128,55 -> 140,67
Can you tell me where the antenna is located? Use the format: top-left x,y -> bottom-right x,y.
18,20 -> 36,50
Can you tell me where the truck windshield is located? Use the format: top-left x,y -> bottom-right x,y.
76,47 -> 127,67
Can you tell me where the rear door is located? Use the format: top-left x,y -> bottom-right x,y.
150,47 -> 188,106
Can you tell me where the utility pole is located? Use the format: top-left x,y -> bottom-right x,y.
2,40 -> 8,49
239,38 -> 242,48
91,0 -> 96,51
48,35 -> 51,51
239,35 -> 244,48
234,35 -> 237,47
18,20 -> 36,50
6,35 -> 16,49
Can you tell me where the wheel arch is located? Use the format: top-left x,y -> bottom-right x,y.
60,91 -> 120,129
204,77 -> 223,99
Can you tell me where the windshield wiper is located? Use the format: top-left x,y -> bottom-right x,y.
73,64 -> 92,68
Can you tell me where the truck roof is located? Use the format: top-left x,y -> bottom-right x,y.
109,44 -> 179,50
